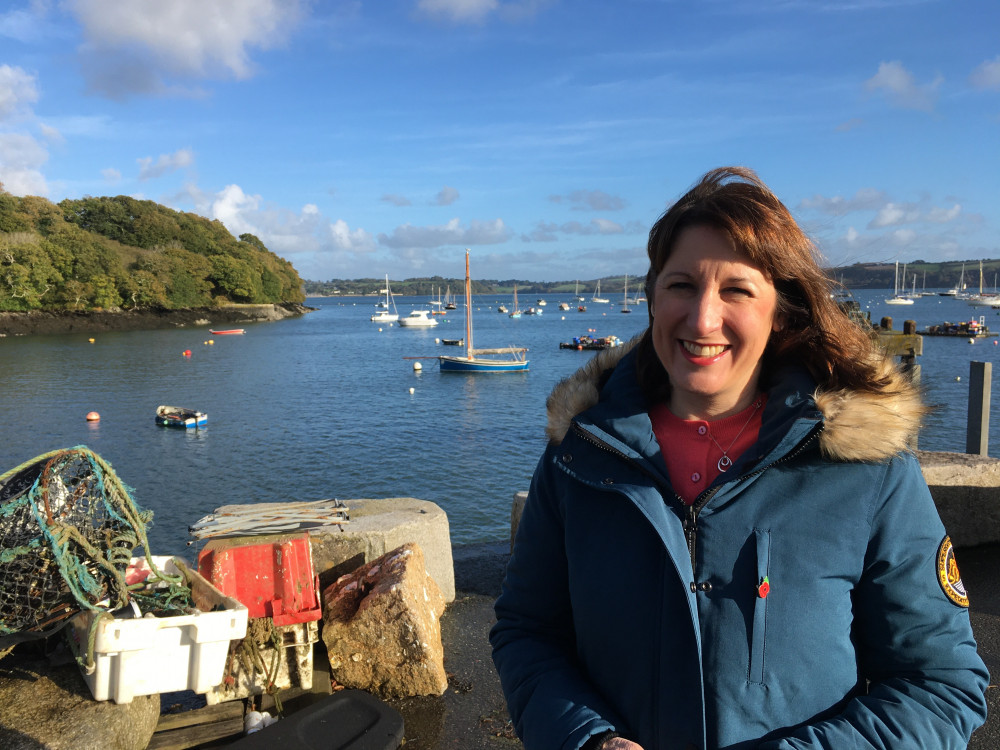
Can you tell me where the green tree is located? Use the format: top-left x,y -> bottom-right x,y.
208,255 -> 260,302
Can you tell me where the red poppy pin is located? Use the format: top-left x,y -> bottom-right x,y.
757,576 -> 770,599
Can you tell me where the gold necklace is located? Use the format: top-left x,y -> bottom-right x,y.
707,399 -> 762,472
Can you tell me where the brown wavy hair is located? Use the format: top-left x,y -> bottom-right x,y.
635,166 -> 893,403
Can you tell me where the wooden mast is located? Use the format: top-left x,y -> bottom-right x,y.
464,249 -> 473,360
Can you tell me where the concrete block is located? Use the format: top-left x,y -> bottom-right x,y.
309,498 -> 455,603
918,450 -> 1000,548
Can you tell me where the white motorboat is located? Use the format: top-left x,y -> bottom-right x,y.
398,310 -> 439,328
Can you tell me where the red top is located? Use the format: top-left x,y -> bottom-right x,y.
650,395 -> 767,505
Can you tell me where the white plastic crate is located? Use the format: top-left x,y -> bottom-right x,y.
68,556 -> 249,704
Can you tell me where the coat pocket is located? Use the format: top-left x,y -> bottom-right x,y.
749,527 -> 770,685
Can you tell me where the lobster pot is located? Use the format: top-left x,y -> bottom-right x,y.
0,448 -> 149,641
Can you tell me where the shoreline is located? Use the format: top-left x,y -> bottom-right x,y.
0,302 -> 315,337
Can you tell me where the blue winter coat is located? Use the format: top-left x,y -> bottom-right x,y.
490,343 -> 988,750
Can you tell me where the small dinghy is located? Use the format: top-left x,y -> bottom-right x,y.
155,405 -> 207,429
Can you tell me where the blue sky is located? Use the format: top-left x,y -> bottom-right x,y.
1,0 -> 998,283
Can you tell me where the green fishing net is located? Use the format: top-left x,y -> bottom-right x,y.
0,446 -> 156,648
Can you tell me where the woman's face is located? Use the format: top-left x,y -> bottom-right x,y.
651,224 -> 781,420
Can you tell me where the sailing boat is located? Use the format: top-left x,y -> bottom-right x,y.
439,250 -> 529,372
508,284 -> 522,318
575,280 -> 585,302
966,261 -> 999,306
370,274 -> 399,322
885,262 -> 914,305
592,280 -> 609,304
620,274 -> 632,314
444,285 -> 457,310
431,286 -> 447,315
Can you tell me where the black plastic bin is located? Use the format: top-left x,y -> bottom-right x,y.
227,689 -> 404,750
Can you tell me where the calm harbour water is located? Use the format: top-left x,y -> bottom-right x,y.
2,290 -> 999,561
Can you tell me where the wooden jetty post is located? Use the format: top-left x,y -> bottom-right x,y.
876,317 -> 922,382
967,361 -> 992,456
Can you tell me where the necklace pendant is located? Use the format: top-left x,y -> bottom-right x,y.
717,454 -> 733,472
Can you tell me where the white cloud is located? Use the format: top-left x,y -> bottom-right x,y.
557,189 -> 626,212
864,61 -> 941,112
186,183 -> 377,278
101,167 -> 121,183
378,217 -> 510,248
800,188 -> 887,215
67,0 -> 305,97
329,219 -> 376,252
38,122 -> 63,143
868,201 -> 962,229
434,185 -> 460,206
970,56 -> 1000,91
137,148 -> 194,180
415,0 -> 549,24
0,64 -> 38,120
417,0 -> 499,24
926,204 -> 961,223
0,131 -> 48,195
382,194 -> 412,207
870,202 -> 919,228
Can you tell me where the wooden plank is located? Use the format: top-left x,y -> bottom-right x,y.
148,716 -> 244,750
876,332 -> 923,357
155,701 -> 242,732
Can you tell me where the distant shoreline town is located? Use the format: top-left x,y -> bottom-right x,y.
303,259 -> 1000,297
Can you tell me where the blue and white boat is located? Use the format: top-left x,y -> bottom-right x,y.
155,405 -> 207,429
439,250 -> 529,373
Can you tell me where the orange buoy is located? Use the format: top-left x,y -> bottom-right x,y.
183,349 -> 192,357
86,411 -> 100,422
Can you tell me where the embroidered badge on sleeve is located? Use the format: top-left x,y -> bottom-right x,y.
936,535 -> 969,608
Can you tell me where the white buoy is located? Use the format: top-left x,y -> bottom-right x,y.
957,376 -> 962,381
378,327 -> 383,332
409,387 -> 415,394
413,362 -> 422,371
969,338 -> 975,344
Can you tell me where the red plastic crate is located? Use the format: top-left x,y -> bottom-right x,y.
197,533 -> 322,626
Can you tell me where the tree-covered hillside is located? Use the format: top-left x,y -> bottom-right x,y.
0,191 -> 304,312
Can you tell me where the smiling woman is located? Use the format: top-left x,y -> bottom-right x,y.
491,167 -> 989,750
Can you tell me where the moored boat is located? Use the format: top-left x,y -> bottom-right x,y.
398,310 -> 439,328
371,274 -> 399,322
209,329 -> 245,335
920,318 -> 996,338
559,334 -> 622,351
155,405 -> 207,429
439,250 -> 529,373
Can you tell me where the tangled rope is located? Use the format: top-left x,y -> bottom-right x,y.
0,446 -> 186,662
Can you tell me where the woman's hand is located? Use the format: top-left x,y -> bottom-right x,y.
603,739 -> 645,750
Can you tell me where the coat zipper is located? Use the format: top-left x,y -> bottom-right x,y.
570,420 -> 825,571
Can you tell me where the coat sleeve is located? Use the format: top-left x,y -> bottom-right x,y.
490,451 -> 625,750
759,454 -> 989,749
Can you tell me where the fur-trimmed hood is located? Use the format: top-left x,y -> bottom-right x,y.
545,334 -> 926,463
